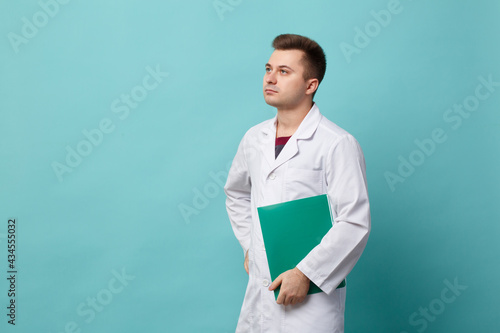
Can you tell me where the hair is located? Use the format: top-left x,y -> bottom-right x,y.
272,34 -> 326,96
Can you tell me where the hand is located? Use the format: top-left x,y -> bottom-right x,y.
268,267 -> 310,306
244,250 -> 249,274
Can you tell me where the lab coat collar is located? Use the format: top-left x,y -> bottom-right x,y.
259,103 -> 322,173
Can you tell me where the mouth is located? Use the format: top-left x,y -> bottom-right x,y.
264,88 -> 278,94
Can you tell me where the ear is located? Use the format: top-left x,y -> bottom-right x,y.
305,78 -> 319,96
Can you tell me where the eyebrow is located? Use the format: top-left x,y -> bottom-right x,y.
265,63 -> 295,72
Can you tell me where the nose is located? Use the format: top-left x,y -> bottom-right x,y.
265,70 -> 277,84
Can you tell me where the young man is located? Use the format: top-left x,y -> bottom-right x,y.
224,34 -> 371,332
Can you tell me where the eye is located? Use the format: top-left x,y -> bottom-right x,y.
265,67 -> 271,73
280,69 -> 288,74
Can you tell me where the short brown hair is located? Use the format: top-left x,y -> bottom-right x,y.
272,34 -> 327,91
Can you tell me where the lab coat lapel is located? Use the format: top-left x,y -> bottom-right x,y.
273,135 -> 298,170
259,119 -> 277,171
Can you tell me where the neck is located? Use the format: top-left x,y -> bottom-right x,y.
276,100 -> 314,137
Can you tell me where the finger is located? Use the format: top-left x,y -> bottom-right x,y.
276,289 -> 284,305
291,296 -> 303,305
244,251 -> 249,274
269,274 -> 283,291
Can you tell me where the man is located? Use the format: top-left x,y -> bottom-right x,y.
224,34 -> 370,332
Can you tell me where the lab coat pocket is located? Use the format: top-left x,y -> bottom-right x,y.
285,168 -> 323,200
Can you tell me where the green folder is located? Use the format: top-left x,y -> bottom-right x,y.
258,194 -> 346,300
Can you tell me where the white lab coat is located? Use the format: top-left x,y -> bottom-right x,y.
224,104 -> 370,333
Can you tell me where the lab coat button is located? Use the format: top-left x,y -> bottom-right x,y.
262,279 -> 270,287
268,173 -> 276,180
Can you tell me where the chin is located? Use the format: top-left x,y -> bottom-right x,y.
264,96 -> 281,108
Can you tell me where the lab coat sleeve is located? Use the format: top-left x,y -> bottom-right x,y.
296,134 -> 371,295
224,134 -> 253,257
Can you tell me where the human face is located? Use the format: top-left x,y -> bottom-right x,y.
263,49 -> 311,110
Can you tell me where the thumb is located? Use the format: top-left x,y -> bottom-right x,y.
269,274 -> 283,291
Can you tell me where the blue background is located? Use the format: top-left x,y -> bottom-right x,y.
1,0 -> 499,332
